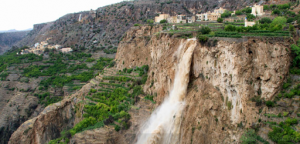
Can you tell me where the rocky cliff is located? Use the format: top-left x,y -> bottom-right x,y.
115,25 -> 292,143
9,25 -> 293,143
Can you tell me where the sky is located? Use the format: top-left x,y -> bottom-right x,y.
0,0 -> 124,31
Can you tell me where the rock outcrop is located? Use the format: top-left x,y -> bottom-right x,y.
115,25 -> 292,143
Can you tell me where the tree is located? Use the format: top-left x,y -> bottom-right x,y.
160,19 -> 167,23
271,16 -> 287,25
272,9 -> 280,15
221,10 -> 232,18
198,26 -> 211,34
217,18 -> 223,23
259,17 -> 272,24
246,14 -> 255,21
235,10 -> 242,15
241,7 -> 252,13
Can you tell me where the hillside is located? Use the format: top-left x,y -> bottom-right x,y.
0,31 -> 30,55
2,0 -> 300,144
14,0 -> 260,55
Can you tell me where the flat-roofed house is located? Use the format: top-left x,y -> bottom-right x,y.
196,13 -> 207,21
187,16 -> 195,23
251,4 -> 264,16
60,48 -> 73,53
155,14 -> 170,23
177,15 -> 187,23
207,12 -> 220,21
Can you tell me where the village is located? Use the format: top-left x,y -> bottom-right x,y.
154,4 -> 265,27
19,38 -> 73,55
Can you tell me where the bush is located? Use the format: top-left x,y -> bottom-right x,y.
266,101 -> 274,107
272,9 -> 280,15
134,24 -> 140,26
224,25 -> 236,31
217,18 -> 223,23
221,10 -> 232,18
235,10 -> 242,15
197,35 -> 208,43
160,19 -> 167,24
260,17 -> 272,24
246,14 -> 255,21
115,125 -> 121,131
147,19 -> 154,24
287,17 -> 294,23
198,26 -> 211,34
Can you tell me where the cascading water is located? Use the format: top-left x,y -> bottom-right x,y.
136,39 -> 197,144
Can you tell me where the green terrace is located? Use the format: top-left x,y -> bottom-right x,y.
50,65 -> 155,143
157,12 -> 294,39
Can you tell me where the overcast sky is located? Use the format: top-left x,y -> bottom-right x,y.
0,0 -> 124,31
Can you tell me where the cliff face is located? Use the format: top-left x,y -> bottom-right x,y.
8,25 -> 292,143
115,26 -> 292,143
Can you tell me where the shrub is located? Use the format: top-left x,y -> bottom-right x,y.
289,24 -> 295,32
198,26 -> 211,34
217,18 -> 223,23
235,10 -> 242,15
246,14 -> 255,21
224,25 -> 236,31
160,19 -> 167,24
272,9 -> 280,15
115,125 -> 121,131
240,129 -> 256,144
259,17 -> 272,24
287,17 -> 294,23
221,10 -> 232,18
197,35 -> 208,43
146,19 -> 154,24
134,24 -> 140,26
266,101 -> 274,107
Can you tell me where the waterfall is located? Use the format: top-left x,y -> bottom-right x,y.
136,39 -> 197,144
78,14 -> 82,22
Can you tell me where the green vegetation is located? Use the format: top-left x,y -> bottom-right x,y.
160,19 -> 167,24
217,18 -> 223,23
240,129 -> 269,144
268,118 -> 300,143
69,65 -> 149,135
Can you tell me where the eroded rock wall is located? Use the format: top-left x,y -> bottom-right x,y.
115,26 -> 292,143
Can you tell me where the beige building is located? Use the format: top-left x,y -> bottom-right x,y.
155,14 -> 170,23
214,7 -> 226,14
60,48 -> 73,53
177,15 -> 187,23
187,16 -> 195,23
251,4 -> 264,16
207,12 -> 220,21
245,18 -> 256,27
196,11 -> 220,21
196,13 -> 207,21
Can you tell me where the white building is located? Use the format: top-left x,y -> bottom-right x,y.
251,4 -> 264,16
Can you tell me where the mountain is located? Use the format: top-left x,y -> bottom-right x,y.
1,0 -> 299,144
